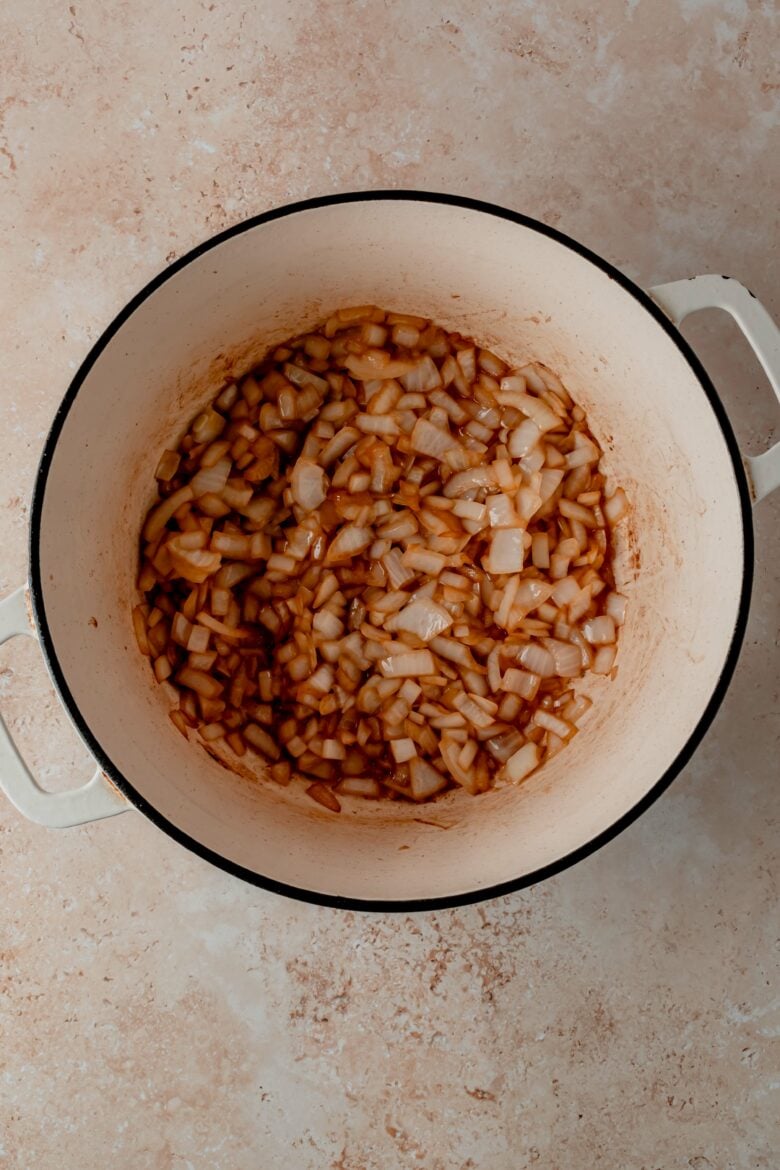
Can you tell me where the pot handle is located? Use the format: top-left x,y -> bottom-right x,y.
0,585 -> 129,827
649,275 -> 780,503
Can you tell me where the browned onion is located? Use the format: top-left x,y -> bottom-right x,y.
135,305 -> 629,810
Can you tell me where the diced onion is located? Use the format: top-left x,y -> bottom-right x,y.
582,615 -> 616,644
402,547 -> 447,576
484,528 -> 526,574
443,466 -> 497,498
143,485 -> 194,542
501,668 -> 540,699
344,353 -> 417,381
518,643 -> 556,678
533,709 -> 573,739
606,591 -> 627,625
136,304 -> 628,806
325,525 -> 373,564
306,782 -> 341,812
410,417 -> 457,460
440,735 -> 480,793
453,691 -> 495,729
505,742 -> 540,783
409,758 -> 448,800
508,418 -> 541,458
192,408 -> 225,444
190,457 -> 231,498
497,389 -> 560,433
604,488 -> 629,524
244,722 -> 281,760
337,776 -> 382,798
388,598 -> 453,642
546,639 -> 584,677
168,539 -> 222,584
379,650 -> 436,678
391,738 -> 417,763
155,450 -> 181,481
402,355 -> 442,393
177,667 -> 223,699
291,458 -> 327,511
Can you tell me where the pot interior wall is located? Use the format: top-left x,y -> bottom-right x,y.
35,199 -> 745,902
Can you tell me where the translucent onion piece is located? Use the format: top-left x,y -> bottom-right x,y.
484,528 -> 526,574
505,742 -> 540,783
388,598 -> 454,642
409,758 -> 448,800
291,458 -> 327,511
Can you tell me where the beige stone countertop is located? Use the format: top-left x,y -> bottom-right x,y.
1,2 -> 778,1168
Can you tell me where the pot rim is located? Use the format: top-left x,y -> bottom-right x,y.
27,189 -> 754,912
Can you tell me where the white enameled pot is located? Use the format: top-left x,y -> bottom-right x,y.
1,193 -> 778,910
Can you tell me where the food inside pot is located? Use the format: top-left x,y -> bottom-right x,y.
133,305 -> 629,810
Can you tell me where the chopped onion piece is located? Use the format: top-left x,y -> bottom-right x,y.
321,739 -> 346,760
166,541 -> 222,584
546,639 -> 584,677
439,735 -> 480,793
192,408 -> 225,444
562,694 -> 592,724
132,606 -> 150,655
307,664 -> 335,694
337,777 -> 382,798
484,528 -> 525,575
195,611 -> 251,640
187,624 -> 210,654
565,438 -> 600,468
582,615 -> 616,644
410,417 -> 457,460
533,709 -> 573,739
452,499 -> 487,524
312,609 -> 344,639
497,389 -> 560,432
244,722 -> 281,760
402,547 -> 447,576
514,579 -> 555,615
606,591 -> 627,625
409,758 -> 448,800
191,457 -> 231,498
391,738 -> 417,763
531,531 -> 550,569
320,426 -> 360,467
508,418 -> 542,458
485,729 -> 524,763
155,450 -> 181,481
356,413 -> 399,436
389,598 -> 453,642
153,654 -> 172,682
291,458 -> 327,511
143,485 -> 194,542
485,494 -> 519,529
210,531 -> 251,559
176,667 -> 223,699
443,466 -> 497,498
604,487 -> 629,524
401,355 -> 442,393
345,354 -> 417,381
379,650 -> 436,678
518,643 -> 556,678
306,783 -> 341,812
551,576 -> 580,606
453,691 -> 495,729
504,742 -> 540,783
325,525 -> 373,564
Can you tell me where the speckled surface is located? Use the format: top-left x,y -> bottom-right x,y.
1,2 -> 778,1167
